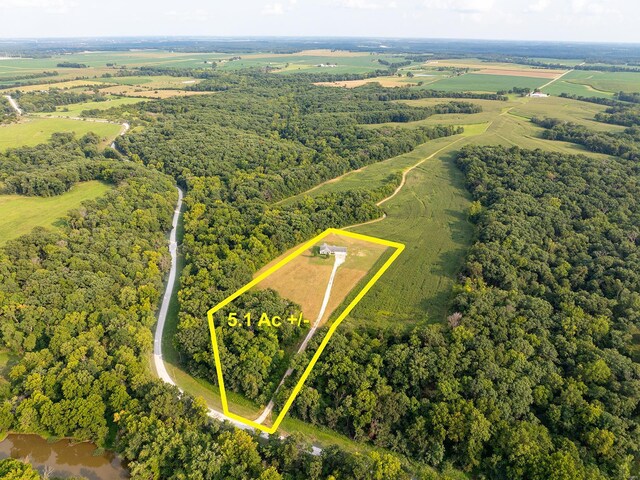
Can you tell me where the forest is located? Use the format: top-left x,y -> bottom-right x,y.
532,117 -> 640,160
105,74 -> 467,408
4,63 -> 640,478
0,133 -> 423,479
261,144 -> 640,479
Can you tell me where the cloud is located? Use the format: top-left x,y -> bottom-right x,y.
262,2 -> 284,15
0,0 -> 77,12
423,0 -> 495,13
527,0 -> 550,12
332,0 -> 398,10
165,8 -> 209,22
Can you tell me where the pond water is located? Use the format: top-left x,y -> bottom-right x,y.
0,434 -> 128,479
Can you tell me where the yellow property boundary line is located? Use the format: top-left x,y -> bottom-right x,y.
207,227 -> 404,434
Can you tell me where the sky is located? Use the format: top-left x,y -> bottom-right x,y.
0,0 -> 638,43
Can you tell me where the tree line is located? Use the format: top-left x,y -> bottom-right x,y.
268,144 -> 640,479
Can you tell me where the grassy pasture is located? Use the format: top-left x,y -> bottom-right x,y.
33,96 -> 147,117
0,117 -> 121,150
98,84 -> 212,99
0,79 -> 109,93
559,70 -> 640,93
288,94 -> 621,329
253,233 -> 388,324
96,75 -> 200,88
428,73 -> 547,92
0,181 -> 111,245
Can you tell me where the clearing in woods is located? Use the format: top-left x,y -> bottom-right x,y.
291,94 -> 623,329
255,232 -> 390,325
0,117 -> 121,150
0,181 -> 112,245
207,228 -> 403,433
33,96 -> 147,117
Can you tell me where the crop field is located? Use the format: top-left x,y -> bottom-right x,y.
0,79 -> 109,93
0,180 -> 111,245
348,148 -> 473,327
96,75 -> 201,88
540,79 -> 615,98
428,73 -> 547,92
254,232 -> 388,325
286,94 -> 621,329
557,70 -> 640,93
0,117 -> 121,150
0,52 -> 228,78
34,96 -> 147,117
98,84 -> 212,98
314,76 -> 418,88
218,52 -> 412,75
507,95 -> 625,132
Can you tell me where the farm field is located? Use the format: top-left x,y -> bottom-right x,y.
291,94 -> 620,329
428,73 -> 547,92
33,96 -> 147,117
96,75 -> 202,88
0,117 -> 121,150
0,181 -> 111,245
557,69 -> 640,92
0,52 -> 228,79
0,79 -> 109,93
98,84 -> 213,98
253,232 -> 389,325
218,52 -> 407,74
541,79 -> 614,98
507,95 -> 625,132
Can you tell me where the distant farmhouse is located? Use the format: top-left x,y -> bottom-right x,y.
319,243 -> 347,255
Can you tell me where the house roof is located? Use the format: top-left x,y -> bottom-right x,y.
319,243 -> 347,253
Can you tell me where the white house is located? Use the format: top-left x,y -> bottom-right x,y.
319,243 -> 347,255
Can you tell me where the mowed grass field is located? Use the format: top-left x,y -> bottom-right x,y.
428,73 -> 547,92
253,232 -> 388,324
346,148 -> 474,327
558,70 -> 640,93
0,181 -> 111,245
33,96 -> 147,117
0,117 -> 121,150
286,94 -> 622,329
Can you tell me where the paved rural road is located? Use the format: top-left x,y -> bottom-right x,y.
152,187 -> 250,431
4,94 -> 22,115
255,251 -> 346,425
153,186 -> 322,454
